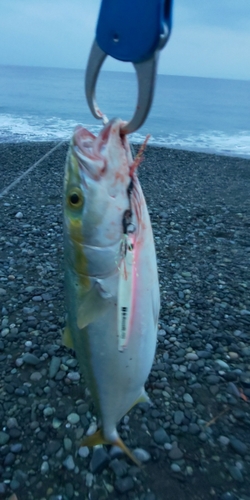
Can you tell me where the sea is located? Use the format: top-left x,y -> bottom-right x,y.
1,64 -> 250,158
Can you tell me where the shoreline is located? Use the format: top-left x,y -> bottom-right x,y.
0,140 -> 250,162
1,141 -> 250,200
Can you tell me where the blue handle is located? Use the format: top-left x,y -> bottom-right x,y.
96,0 -> 173,64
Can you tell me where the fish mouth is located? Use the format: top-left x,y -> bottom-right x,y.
73,119 -> 130,180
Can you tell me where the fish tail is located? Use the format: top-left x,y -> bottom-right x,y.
80,429 -> 141,467
114,436 -> 141,467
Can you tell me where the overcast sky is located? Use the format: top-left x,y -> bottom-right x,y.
0,1 -> 250,80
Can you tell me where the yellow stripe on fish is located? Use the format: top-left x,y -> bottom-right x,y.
65,165 -> 90,288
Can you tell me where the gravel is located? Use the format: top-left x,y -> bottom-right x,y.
90,447 -> 110,474
0,142 -> 250,500
229,437 -> 248,456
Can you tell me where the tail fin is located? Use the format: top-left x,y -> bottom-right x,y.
81,429 -> 141,467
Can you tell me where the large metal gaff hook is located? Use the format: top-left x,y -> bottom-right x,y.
85,39 -> 159,135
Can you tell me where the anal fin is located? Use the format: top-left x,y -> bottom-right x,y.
128,389 -> 151,412
135,389 -> 151,406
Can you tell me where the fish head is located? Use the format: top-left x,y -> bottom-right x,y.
63,119 -> 133,274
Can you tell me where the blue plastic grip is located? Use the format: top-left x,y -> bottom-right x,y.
96,0 -> 173,64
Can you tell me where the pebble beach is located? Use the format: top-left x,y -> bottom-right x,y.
0,141 -> 250,500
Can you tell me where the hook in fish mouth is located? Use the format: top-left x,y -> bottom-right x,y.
72,119 -> 131,181
72,124 -> 108,180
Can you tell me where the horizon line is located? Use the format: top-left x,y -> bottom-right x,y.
0,63 -> 250,83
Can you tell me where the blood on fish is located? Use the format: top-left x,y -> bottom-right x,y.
115,171 -> 126,183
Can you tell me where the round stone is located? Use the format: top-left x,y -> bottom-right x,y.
228,465 -> 244,482
230,437 -> 248,456
164,443 -> 172,451
1,328 -> 9,337
52,418 -> 62,429
41,461 -> 49,474
4,452 -> 15,466
43,407 -> 54,417
218,436 -> 230,446
30,371 -> 43,381
114,476 -> 134,494
183,393 -> 193,404
189,423 -> 200,435
133,448 -> 151,463
215,360 -> 230,370
220,494 -> 238,500
185,352 -> 198,361
228,352 -> 238,359
199,432 -> 208,442
63,455 -> 75,471
206,375 -> 220,385
7,417 -> 18,429
86,422 -> 97,436
0,483 -> 7,495
15,358 -> 24,367
10,443 -> 23,453
0,431 -> 10,445
153,428 -> 170,445
49,356 -> 61,378
64,438 -> 72,451
67,372 -> 80,381
78,446 -> 90,458
174,410 -> 184,425
86,472 -> 94,488
67,413 -> 80,425
171,463 -> 181,472
168,447 -> 183,460
22,353 -> 40,365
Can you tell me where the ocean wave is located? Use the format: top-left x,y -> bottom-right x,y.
0,113 -> 249,159
0,114 -> 101,142
149,131 -> 250,158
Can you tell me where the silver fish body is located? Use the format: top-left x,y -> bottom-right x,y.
63,119 -> 160,457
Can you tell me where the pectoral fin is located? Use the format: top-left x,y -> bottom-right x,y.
77,281 -> 111,329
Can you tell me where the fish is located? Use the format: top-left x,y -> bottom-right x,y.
63,118 -> 160,464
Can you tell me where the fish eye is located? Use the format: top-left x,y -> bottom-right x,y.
68,188 -> 83,208
70,193 -> 80,204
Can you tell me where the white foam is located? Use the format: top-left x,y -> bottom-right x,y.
130,130 -> 250,159
0,114 -> 103,143
0,114 -> 249,159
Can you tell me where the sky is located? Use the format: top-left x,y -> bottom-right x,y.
0,1 -> 250,80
